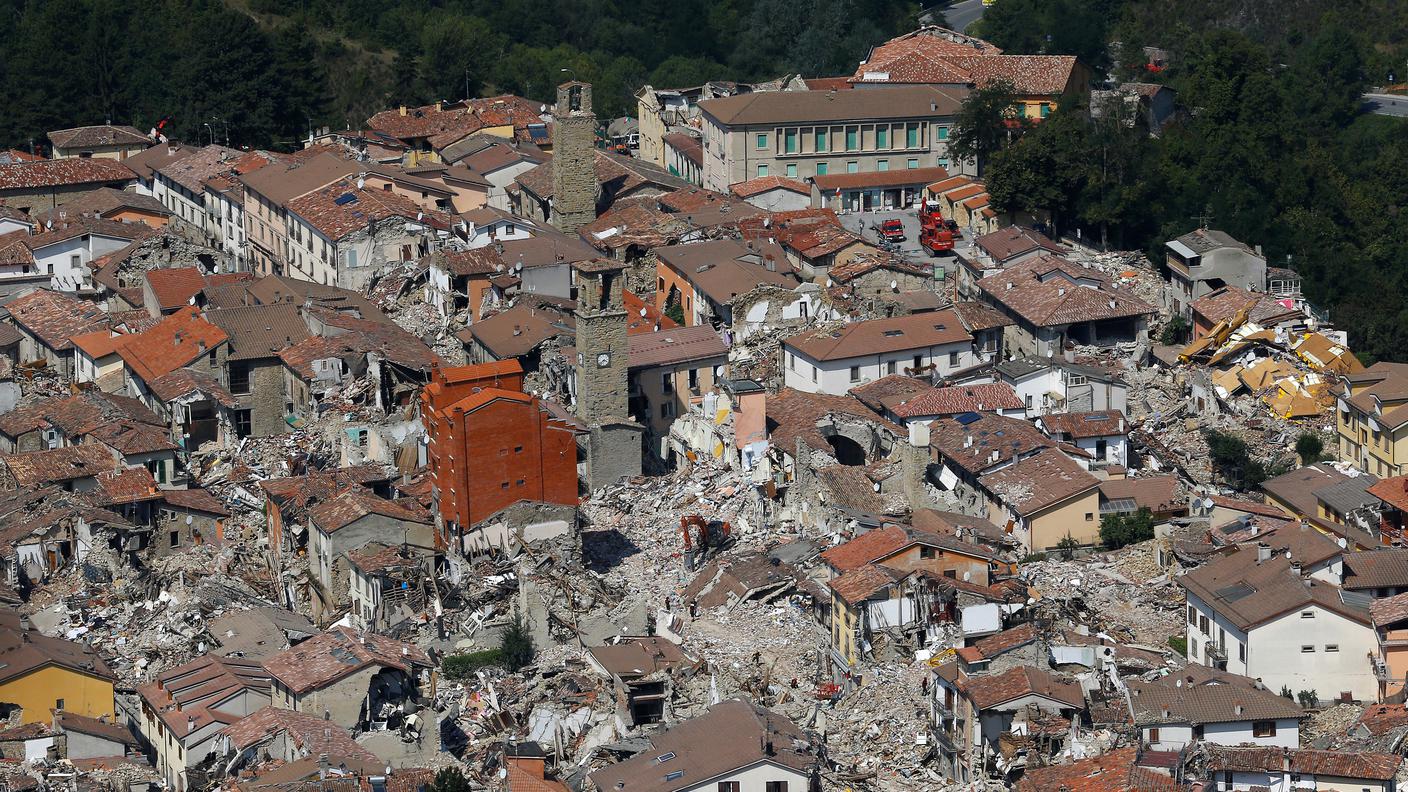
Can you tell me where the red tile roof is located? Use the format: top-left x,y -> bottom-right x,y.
962,664 -> 1084,710
784,310 -> 970,362
116,307 -> 228,383
1039,410 -> 1126,439
884,382 -> 1023,419
7,289 -> 110,351
979,448 -> 1099,515
287,177 -> 452,240
48,125 -> 149,149
814,166 -> 951,193
1015,747 -> 1179,792
0,159 -> 135,191
2,443 -> 119,487
828,563 -> 903,604
976,254 -> 1155,327
308,487 -> 429,534
263,626 -> 430,694
766,388 -> 904,455
1368,475 -> 1408,512
144,267 -> 207,311
729,175 -> 811,198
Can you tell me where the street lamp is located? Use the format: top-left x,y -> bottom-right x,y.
202,122 -> 213,147
561,67 -> 576,84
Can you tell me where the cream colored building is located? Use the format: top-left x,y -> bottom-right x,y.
979,448 -> 1101,552
696,85 -> 968,192
48,125 -> 150,160
1336,362 -> 1408,477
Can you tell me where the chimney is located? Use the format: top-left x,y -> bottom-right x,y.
319,753 -> 329,781
1290,559 -> 1303,577
1256,542 -> 1271,562
1108,297 -> 1117,310
1058,287 -> 1065,297
187,716 -> 196,734
1234,703 -> 1243,716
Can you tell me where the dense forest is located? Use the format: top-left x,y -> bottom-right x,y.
973,0 -> 1408,363
2,0 -> 1406,360
0,0 -> 919,151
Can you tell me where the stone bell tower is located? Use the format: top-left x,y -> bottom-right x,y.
573,257 -> 641,490
551,81 -> 599,234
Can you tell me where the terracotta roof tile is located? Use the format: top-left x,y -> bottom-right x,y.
117,307 -> 228,383
929,411 -> 1052,475
766,388 -> 904,456
48,125 -> 149,149
2,443 -> 119,487
973,225 -> 1065,263
979,448 -> 1099,515
1344,547 -> 1408,592
0,159 -> 135,191
7,289 -> 110,351
308,487 -> 429,534
976,255 -> 1154,327
145,267 -> 207,311
1177,545 -> 1370,630
627,325 -> 726,369
1016,747 -> 1178,792
263,626 -> 429,694
729,175 -> 811,198
287,177 -> 452,240
884,382 -> 1023,419
1039,410 -> 1126,440
785,310 -> 970,362
962,664 -> 1084,710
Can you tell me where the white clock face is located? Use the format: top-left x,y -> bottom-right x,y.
596,352 -> 611,367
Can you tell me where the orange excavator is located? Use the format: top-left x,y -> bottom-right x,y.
681,515 -> 733,570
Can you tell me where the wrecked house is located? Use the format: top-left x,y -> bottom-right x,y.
975,255 -> 1154,356
305,487 -> 433,625
263,627 -> 431,733
585,636 -> 700,728
345,542 -> 435,632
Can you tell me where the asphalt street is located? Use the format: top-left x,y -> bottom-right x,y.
1363,93 -> 1408,117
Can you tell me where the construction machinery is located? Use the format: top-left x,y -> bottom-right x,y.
918,200 -> 956,256
681,515 -> 733,570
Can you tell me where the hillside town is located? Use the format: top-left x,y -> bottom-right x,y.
0,19 -> 1404,792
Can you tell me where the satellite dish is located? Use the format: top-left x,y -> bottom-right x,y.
640,308 -> 647,317
872,482 -> 880,492
356,176 -> 365,190
497,769 -> 508,780
185,515 -> 193,525
515,262 -> 523,273
540,104 -> 548,113
889,279 -> 898,291
416,211 -> 424,222
962,571 -> 971,582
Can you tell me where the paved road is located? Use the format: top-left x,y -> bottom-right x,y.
942,0 -> 986,33
1363,93 -> 1408,117
837,208 -> 969,279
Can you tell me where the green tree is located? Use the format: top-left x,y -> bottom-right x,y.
500,609 -> 535,672
1296,433 -> 1324,464
1099,507 -> 1155,550
429,767 -> 472,792
1160,316 -> 1189,346
948,81 -> 1027,173
1056,533 -> 1080,560
1206,430 -> 1267,489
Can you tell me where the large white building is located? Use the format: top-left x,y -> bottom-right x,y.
1128,667 -> 1302,751
782,310 -> 979,395
1180,545 -> 1377,703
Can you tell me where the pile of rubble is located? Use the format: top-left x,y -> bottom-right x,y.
1020,545 -> 1184,647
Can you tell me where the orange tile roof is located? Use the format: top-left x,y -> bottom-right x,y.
116,306 -> 228,383
144,267 -> 207,311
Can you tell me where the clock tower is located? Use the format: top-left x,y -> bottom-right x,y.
573,257 -> 641,489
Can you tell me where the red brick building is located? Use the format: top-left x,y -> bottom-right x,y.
421,360 -> 579,546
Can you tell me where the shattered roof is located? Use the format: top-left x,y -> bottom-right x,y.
979,448 -> 1099,515
147,368 -> 236,407
7,289 -> 110,351
161,487 -> 232,517
308,487 -> 430,534
951,300 -> 1013,332
765,388 -> 903,456
515,149 -> 688,202
1015,747 -> 1178,792
263,626 -> 430,694
156,144 -> 242,193
2,443 -> 118,487
883,382 -> 1023,419
848,374 -> 931,413
462,302 -> 573,360
588,637 -> 695,678
828,563 -> 904,604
